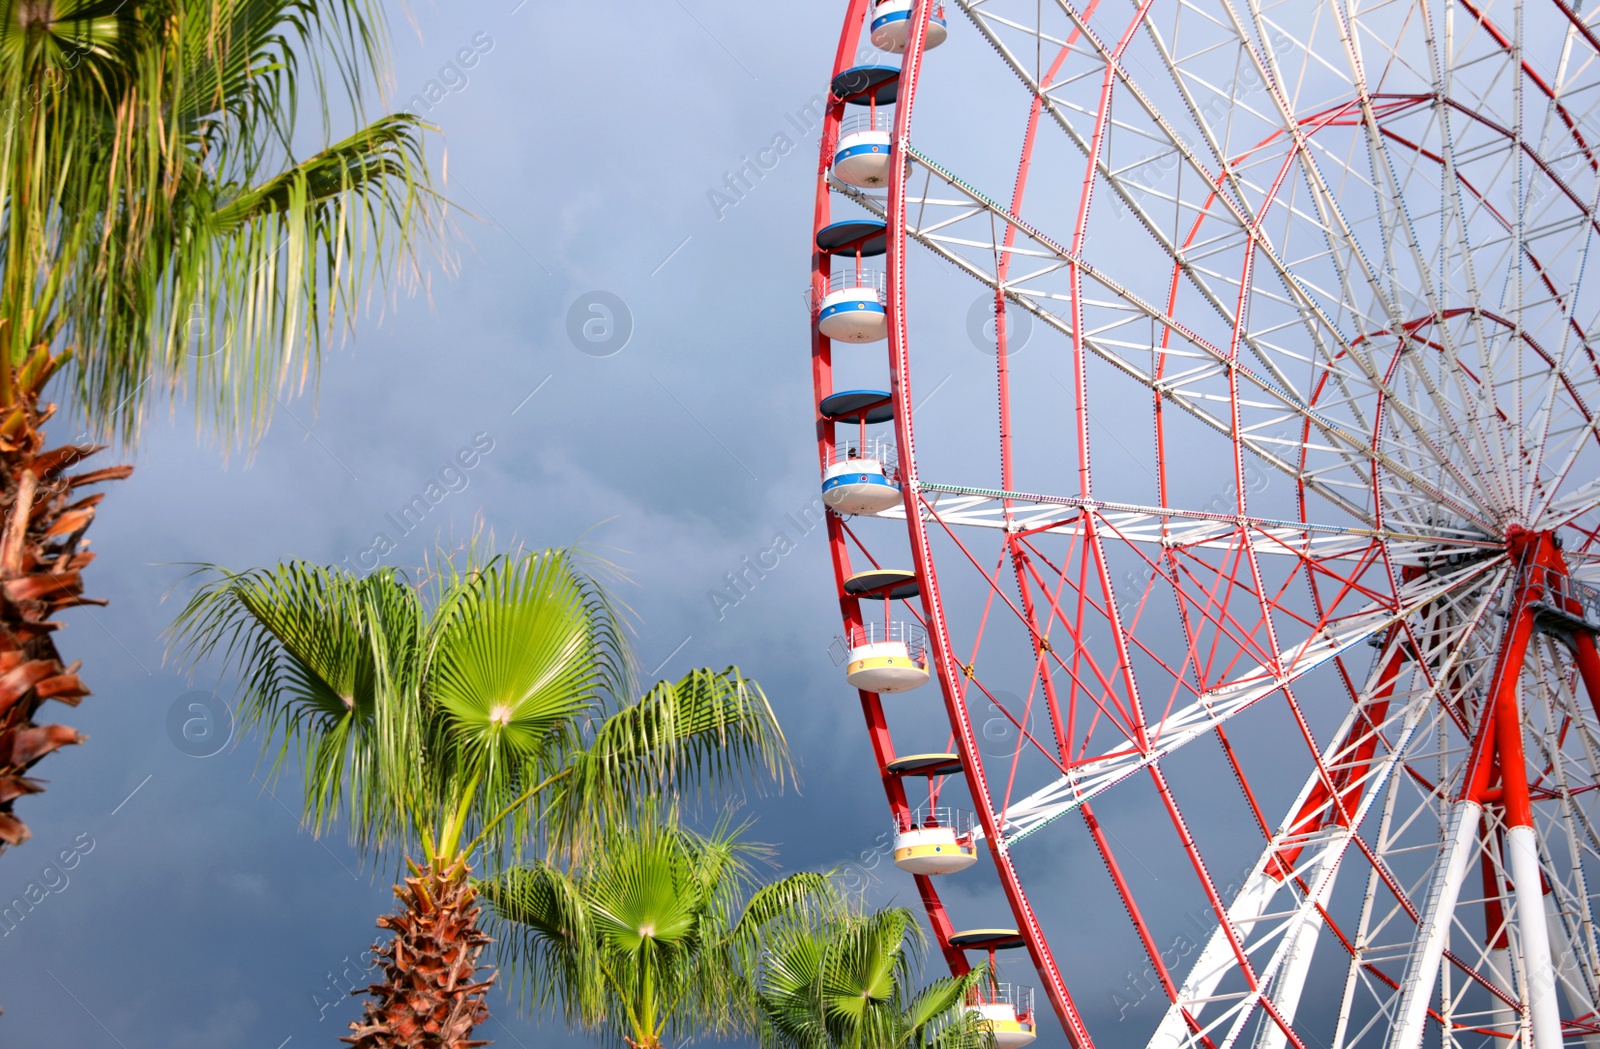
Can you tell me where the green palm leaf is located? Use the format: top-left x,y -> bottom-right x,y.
757,907 -> 994,1049
428,555 -> 600,780
1,0 -> 443,445
168,561 -> 421,848
170,545 -> 792,870
550,667 -> 792,848
480,860 -> 604,1026
483,810 -> 842,1049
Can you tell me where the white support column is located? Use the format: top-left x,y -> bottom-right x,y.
1545,892 -> 1600,1049
1388,801 -> 1483,1049
1485,947 -> 1519,1041
1507,825 -> 1564,1049
1148,867 -> 1280,1049
1251,861 -> 1334,1049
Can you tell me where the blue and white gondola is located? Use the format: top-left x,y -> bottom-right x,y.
870,0 -> 948,53
817,276 -> 888,343
833,118 -> 893,187
822,458 -> 901,515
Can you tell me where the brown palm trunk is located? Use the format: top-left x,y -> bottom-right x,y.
0,347 -> 132,852
345,857 -> 495,1048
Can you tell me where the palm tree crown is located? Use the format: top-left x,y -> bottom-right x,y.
757,907 -> 994,1049
481,811 -> 838,1049
170,548 -> 791,865
1,0 -> 442,442
170,547 -> 795,1046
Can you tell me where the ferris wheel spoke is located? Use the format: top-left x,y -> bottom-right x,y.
844,159 -> 1504,534
1155,575 -> 1510,1049
877,482 -> 1500,557
842,148 -> 1518,533
956,0 -> 1600,530
965,0 -> 1460,386
984,559 -> 1498,844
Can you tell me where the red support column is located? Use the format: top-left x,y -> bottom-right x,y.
1571,632 -> 1600,725
1461,531 -> 1544,814
1399,530 -> 1564,1049
1466,530 -> 1562,1049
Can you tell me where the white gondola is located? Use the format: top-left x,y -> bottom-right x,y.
966,985 -> 1037,1049
822,437 -> 901,515
892,806 -> 977,875
832,621 -> 929,693
817,269 -> 887,343
833,110 -> 894,188
870,0 -> 948,53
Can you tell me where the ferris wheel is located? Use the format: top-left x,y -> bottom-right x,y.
808,3 -> 1600,1049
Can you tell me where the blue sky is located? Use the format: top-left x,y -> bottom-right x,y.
0,2 -> 1067,1046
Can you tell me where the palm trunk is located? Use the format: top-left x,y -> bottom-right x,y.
345,857 -> 495,1048
0,347 -> 132,852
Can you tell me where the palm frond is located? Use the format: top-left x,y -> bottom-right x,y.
1,0 -> 445,448
479,861 -> 604,1026
490,810 -> 827,1049
755,905 -> 985,1049
550,667 -> 793,848
904,968 -> 991,1049
81,111 -> 444,445
166,560 -> 420,850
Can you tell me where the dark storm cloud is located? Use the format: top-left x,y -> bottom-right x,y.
0,3 -> 1092,1047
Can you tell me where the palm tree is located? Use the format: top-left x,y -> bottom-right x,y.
169,548 -> 791,1048
0,1 -> 441,849
757,907 -> 993,1049
480,809 -> 838,1049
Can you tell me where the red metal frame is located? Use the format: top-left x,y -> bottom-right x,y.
811,0 -> 970,979
885,3 -> 1097,1045
807,4 -> 1600,1049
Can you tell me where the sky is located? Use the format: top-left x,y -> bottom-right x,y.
4,2 -> 1571,1048
0,2 -> 1063,1046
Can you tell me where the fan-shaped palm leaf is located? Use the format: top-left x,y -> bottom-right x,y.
170,545 -> 795,1045
482,811 -> 840,1049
